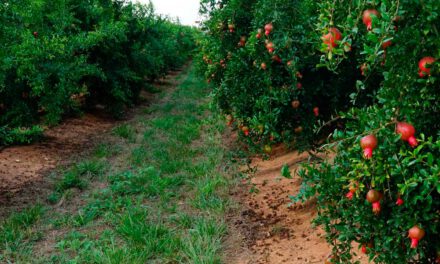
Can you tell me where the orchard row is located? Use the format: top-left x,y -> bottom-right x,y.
197,0 -> 439,263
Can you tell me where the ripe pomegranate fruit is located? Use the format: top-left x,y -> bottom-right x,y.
396,122 -> 418,147
366,190 -> 381,214
261,62 -> 267,70
272,55 -> 282,63
361,242 -> 373,254
382,39 -> 392,49
256,29 -> 262,39
291,100 -> 300,109
360,134 -> 378,159
313,107 -> 319,117
396,197 -> 404,206
266,42 -> 274,53
238,36 -> 246,47
296,83 -> 302,89
264,23 -> 273,36
361,244 -> 367,254
346,190 -> 354,200
408,226 -> 425,248
322,27 -> 342,50
241,126 -> 249,136
362,9 -> 380,30
296,72 -> 303,79
228,23 -> 235,32
418,56 -> 436,77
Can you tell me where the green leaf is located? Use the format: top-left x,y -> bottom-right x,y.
281,164 -> 292,179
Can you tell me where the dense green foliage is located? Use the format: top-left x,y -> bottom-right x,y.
197,0 -> 439,263
0,0 -> 196,145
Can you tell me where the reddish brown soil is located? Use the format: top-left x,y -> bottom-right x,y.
0,69 -> 184,217
226,144 -> 369,264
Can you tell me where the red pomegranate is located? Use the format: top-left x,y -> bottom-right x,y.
256,29 -> 263,39
296,82 -> 302,89
272,55 -> 282,63
261,62 -> 267,70
361,244 -> 367,254
360,134 -> 378,159
396,122 -> 418,147
241,126 -> 250,136
264,23 -> 273,36
396,197 -> 404,206
266,42 -> 274,53
313,107 -> 319,117
296,71 -> 303,79
228,23 -> 235,32
366,190 -> 381,214
418,57 -> 436,77
238,36 -> 246,47
382,39 -> 392,49
408,226 -> 425,248
362,9 -> 380,30
322,27 -> 342,50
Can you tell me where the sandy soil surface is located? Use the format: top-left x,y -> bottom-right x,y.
226,144 -> 369,264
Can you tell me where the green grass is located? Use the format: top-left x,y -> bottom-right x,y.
0,66 -> 235,263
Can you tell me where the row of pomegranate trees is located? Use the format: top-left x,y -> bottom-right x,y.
197,0 -> 439,263
0,0 -> 197,146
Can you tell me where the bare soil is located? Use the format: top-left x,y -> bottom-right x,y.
225,143 -> 370,264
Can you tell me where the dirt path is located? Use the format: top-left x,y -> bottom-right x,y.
225,144 -> 370,264
0,69 -> 184,216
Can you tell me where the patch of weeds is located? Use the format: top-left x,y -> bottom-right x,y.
94,143 -> 121,158
180,217 -> 227,264
112,124 -> 136,142
130,146 -> 148,166
191,175 -> 228,212
116,208 -> 179,260
49,160 -> 106,204
0,205 -> 44,261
